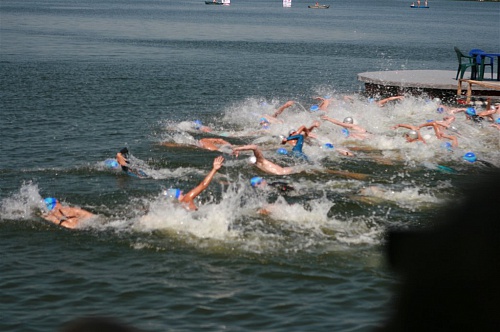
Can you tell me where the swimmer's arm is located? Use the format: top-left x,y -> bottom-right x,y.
377,95 -> 404,107
180,156 -> 224,203
232,145 -> 264,159
283,134 -> 302,143
450,108 -> 466,114
273,101 -> 294,118
392,124 -> 416,130
320,115 -> 343,126
307,121 -> 320,131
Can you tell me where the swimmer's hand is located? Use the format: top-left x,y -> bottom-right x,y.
213,156 -> 224,170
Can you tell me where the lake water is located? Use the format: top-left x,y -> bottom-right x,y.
1,0 -> 499,331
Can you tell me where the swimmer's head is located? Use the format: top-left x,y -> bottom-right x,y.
288,129 -> 296,136
496,118 -> 500,124
343,117 -> 353,124
260,118 -> 270,129
277,148 -> 288,155
463,152 -> 477,163
44,197 -> 58,211
437,107 -> 445,114
406,130 -> 418,140
323,143 -> 334,149
250,176 -> 264,188
466,107 -> 476,116
310,105 -> 319,112
248,156 -> 257,164
120,147 -> 129,155
193,120 -> 202,130
164,188 -> 182,199
324,95 -> 331,99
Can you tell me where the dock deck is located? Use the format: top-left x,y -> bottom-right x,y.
357,70 -> 500,104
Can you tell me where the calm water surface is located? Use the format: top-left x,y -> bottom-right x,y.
1,0 -> 499,331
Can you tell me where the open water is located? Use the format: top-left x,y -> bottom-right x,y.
1,0 -> 499,331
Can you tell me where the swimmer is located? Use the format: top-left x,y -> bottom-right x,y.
165,156 -> 225,211
281,128 -> 310,161
391,124 -> 426,144
321,115 -> 371,140
313,95 -> 333,111
451,107 -> 485,123
116,147 -> 130,172
261,100 -> 295,124
250,176 -> 295,193
462,152 -> 496,168
232,145 -> 298,175
476,103 -> 499,122
192,120 -> 212,133
42,197 -> 95,229
283,121 -> 320,146
115,147 -> 148,177
419,117 -> 459,147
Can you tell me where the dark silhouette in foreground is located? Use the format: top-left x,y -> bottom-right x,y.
60,316 -> 143,332
379,169 -> 500,331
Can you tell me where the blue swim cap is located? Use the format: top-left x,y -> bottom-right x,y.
368,98 -> 375,103
341,128 -> 350,137
441,142 -> 452,151
466,107 -> 476,116
496,118 -> 500,124
44,197 -> 57,211
259,118 -> 270,129
104,159 -> 119,169
194,120 -> 202,129
277,148 -> 288,155
324,95 -> 331,99
323,143 -> 334,149
310,105 -> 319,112
250,176 -> 263,187
165,188 -> 181,199
463,152 -> 477,163
437,107 -> 445,114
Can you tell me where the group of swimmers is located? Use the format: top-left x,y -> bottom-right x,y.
41,95 -> 499,229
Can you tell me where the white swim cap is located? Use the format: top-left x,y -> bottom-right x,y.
407,130 -> 418,139
343,117 -> 353,124
249,156 -> 257,164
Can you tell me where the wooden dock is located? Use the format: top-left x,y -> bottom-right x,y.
357,70 -> 500,104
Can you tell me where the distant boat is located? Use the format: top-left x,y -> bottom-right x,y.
410,1 -> 429,8
205,1 -> 224,4
308,4 -> 330,9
